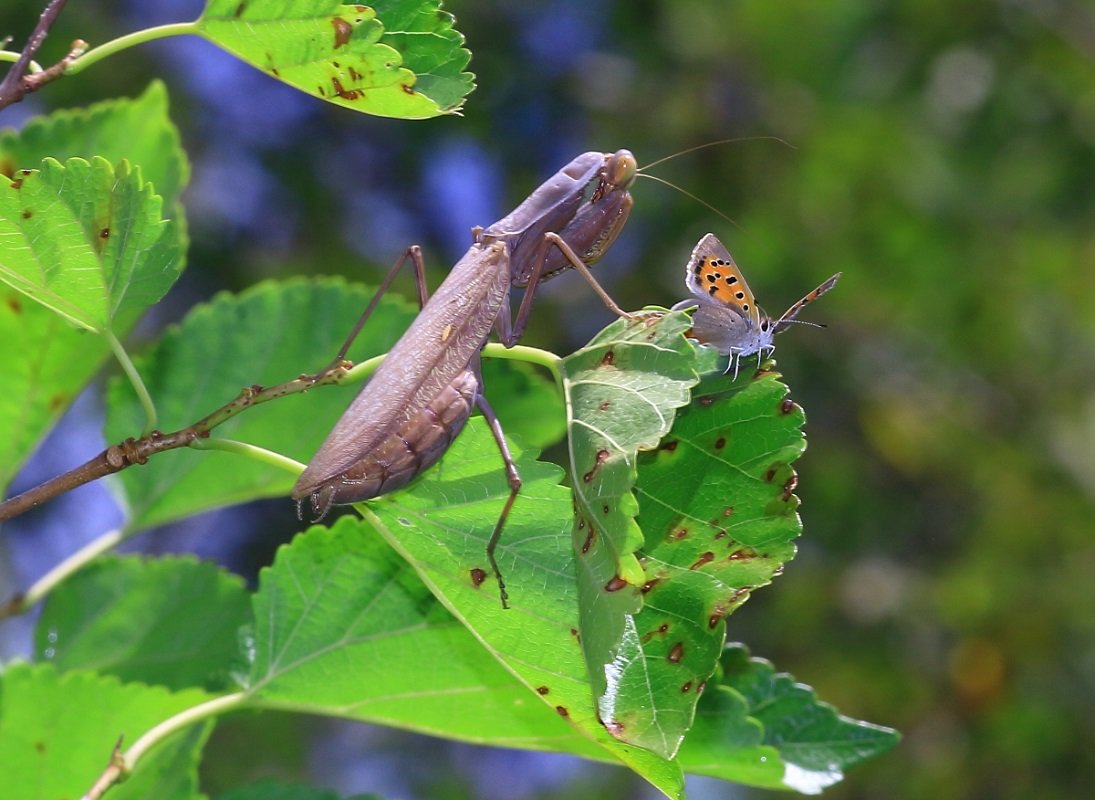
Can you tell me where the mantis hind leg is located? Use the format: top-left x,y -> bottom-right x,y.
472,362 -> 522,609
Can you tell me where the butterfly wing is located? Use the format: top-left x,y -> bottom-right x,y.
771,272 -> 842,333
684,233 -> 762,325
682,233 -> 771,358
689,300 -> 755,356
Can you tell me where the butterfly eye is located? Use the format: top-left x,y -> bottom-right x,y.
760,319 -> 769,331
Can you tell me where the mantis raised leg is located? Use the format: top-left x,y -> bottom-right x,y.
293,150 -> 639,607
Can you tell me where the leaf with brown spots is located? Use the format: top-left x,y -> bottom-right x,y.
0,157 -> 182,334
197,0 -> 474,118
0,82 -> 189,212
560,309 -> 717,757
596,365 -> 807,758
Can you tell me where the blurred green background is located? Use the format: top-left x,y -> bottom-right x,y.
2,0 -> 1094,798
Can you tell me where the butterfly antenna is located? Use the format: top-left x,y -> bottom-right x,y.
639,136 -> 796,172
782,319 -> 827,329
636,173 -> 743,232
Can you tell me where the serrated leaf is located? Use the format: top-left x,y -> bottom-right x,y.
368,0 -> 475,110
601,368 -> 807,758
35,556 -> 250,692
359,422 -> 687,797
677,684 -> 784,791
106,278 -> 418,530
0,84 -> 190,489
0,81 -> 189,211
0,290 -> 108,491
0,157 -> 182,333
0,663 -> 214,800
247,424 -> 685,798
559,310 -> 704,757
196,0 -> 474,118
245,514 -> 601,755
678,644 -> 901,792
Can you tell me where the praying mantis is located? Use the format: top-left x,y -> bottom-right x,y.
292,149 -> 640,606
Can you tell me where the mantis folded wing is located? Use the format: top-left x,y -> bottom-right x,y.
293,149 -> 639,606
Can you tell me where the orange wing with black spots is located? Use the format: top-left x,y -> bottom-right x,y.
683,233 -> 762,327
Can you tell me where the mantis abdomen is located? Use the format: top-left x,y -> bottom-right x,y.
302,369 -> 479,518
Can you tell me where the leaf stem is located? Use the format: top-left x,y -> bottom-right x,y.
82,692 -> 247,800
0,528 -> 126,620
191,437 -> 305,475
105,330 -> 157,435
0,51 -> 43,72
65,22 -> 201,75
483,342 -> 563,392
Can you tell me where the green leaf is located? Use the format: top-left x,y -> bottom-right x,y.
359,422 -> 686,797
105,278 -> 418,530
35,556 -> 251,692
244,512 -> 884,796
245,514 -> 600,755
678,644 -> 901,792
0,663 -> 213,800
605,367 -> 807,758
113,720 -> 211,800
560,310 -> 706,758
677,683 -> 783,791
0,81 -> 190,210
249,429 -> 685,798
368,0 -> 476,110
0,83 -> 190,490
0,157 -> 183,333
0,289 -> 108,491
196,0 -> 474,119
218,781 -> 380,800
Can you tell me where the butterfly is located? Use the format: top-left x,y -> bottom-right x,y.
672,233 -> 841,377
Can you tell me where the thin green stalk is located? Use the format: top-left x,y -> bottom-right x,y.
105,330 -> 157,435
342,352 -> 385,384
191,437 -> 305,475
344,345 -> 561,386
483,342 -> 563,391
10,528 -> 125,616
65,22 -> 200,75
0,51 -> 42,72
124,691 -> 246,767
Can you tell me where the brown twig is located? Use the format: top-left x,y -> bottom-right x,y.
0,0 -> 81,112
0,361 -> 354,523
